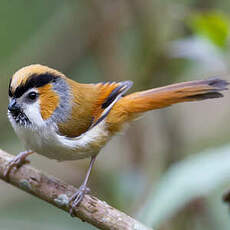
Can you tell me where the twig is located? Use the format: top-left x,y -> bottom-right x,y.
0,149 -> 152,230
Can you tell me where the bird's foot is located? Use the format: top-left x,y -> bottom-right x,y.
69,185 -> 90,216
4,151 -> 31,179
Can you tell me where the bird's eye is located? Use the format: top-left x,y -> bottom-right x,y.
27,92 -> 37,100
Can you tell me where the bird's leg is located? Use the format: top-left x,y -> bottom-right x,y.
4,150 -> 33,179
69,156 -> 96,216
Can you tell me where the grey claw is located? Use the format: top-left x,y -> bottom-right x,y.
69,185 -> 90,217
3,152 -> 31,179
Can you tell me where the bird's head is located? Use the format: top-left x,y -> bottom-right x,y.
8,64 -> 72,129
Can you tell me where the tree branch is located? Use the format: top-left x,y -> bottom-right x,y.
0,149 -> 152,230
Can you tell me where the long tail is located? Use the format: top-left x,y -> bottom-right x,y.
107,78 -> 229,132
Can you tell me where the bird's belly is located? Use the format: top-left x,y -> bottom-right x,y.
36,146 -> 97,161
13,122 -> 108,161
32,141 -> 97,161
23,131 -> 97,161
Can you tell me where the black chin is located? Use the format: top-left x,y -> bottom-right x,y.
9,108 -> 20,118
9,110 -> 31,126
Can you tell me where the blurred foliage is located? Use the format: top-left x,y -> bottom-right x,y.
138,146 -> 230,228
0,0 -> 230,230
188,11 -> 230,48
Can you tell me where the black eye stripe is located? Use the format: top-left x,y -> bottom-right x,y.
11,73 -> 59,98
8,77 -> 13,97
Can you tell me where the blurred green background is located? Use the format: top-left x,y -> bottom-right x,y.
1,0 -> 230,229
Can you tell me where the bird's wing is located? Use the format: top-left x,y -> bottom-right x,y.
57,80 -> 132,138
90,81 -> 133,128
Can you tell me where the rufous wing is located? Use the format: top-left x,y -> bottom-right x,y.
90,81 -> 133,128
57,79 -> 133,137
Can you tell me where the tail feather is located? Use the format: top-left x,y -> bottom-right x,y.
107,78 -> 229,133
122,78 -> 229,114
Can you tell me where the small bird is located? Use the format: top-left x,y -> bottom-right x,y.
5,64 -> 229,215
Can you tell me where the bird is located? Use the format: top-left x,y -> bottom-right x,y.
5,64 -> 229,216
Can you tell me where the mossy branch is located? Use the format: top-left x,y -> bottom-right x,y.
0,149 -> 152,230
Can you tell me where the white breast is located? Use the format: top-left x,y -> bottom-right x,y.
8,90 -> 110,161
10,118 -> 109,161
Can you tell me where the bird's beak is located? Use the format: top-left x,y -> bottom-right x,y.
8,98 -> 20,113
